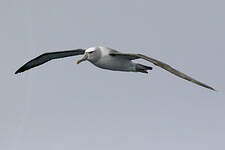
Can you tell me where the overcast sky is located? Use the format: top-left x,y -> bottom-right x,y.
1,0 -> 225,150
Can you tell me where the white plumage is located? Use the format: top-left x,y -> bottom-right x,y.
15,46 -> 215,91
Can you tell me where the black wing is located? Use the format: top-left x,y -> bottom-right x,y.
15,49 -> 85,74
110,52 -> 215,91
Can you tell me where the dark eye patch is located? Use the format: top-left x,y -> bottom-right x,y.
89,51 -> 94,54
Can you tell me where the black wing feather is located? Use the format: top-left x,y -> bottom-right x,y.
109,52 -> 215,91
15,49 -> 85,74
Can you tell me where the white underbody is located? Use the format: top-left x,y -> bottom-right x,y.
91,55 -> 135,72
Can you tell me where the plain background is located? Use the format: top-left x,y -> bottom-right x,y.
1,0 -> 225,150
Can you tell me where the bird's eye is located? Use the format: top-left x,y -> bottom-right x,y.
89,51 -> 94,54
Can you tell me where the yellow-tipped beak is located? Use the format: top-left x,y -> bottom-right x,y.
76,55 -> 88,64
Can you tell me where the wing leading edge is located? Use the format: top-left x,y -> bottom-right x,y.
110,52 -> 215,91
15,49 -> 85,74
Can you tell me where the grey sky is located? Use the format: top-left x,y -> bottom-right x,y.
1,0 -> 225,150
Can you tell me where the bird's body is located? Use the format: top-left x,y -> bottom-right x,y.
94,55 -> 136,72
15,46 -> 215,91
89,47 -> 136,72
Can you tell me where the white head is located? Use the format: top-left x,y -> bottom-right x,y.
85,47 -> 97,53
77,46 -> 101,64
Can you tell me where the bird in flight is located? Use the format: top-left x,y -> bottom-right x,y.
15,46 -> 215,91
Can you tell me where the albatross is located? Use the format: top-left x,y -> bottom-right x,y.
15,46 -> 215,91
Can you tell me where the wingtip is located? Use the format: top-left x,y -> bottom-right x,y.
15,67 -> 25,74
15,69 -> 22,74
206,86 -> 216,92
211,88 -> 217,92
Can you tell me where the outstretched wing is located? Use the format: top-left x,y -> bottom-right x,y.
15,49 -> 85,74
110,52 -> 215,91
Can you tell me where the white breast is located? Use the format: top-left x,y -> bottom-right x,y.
93,51 -> 135,72
99,46 -> 111,57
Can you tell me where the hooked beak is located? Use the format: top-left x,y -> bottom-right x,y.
77,54 -> 88,64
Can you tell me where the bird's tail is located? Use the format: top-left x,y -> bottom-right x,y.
135,64 -> 153,73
